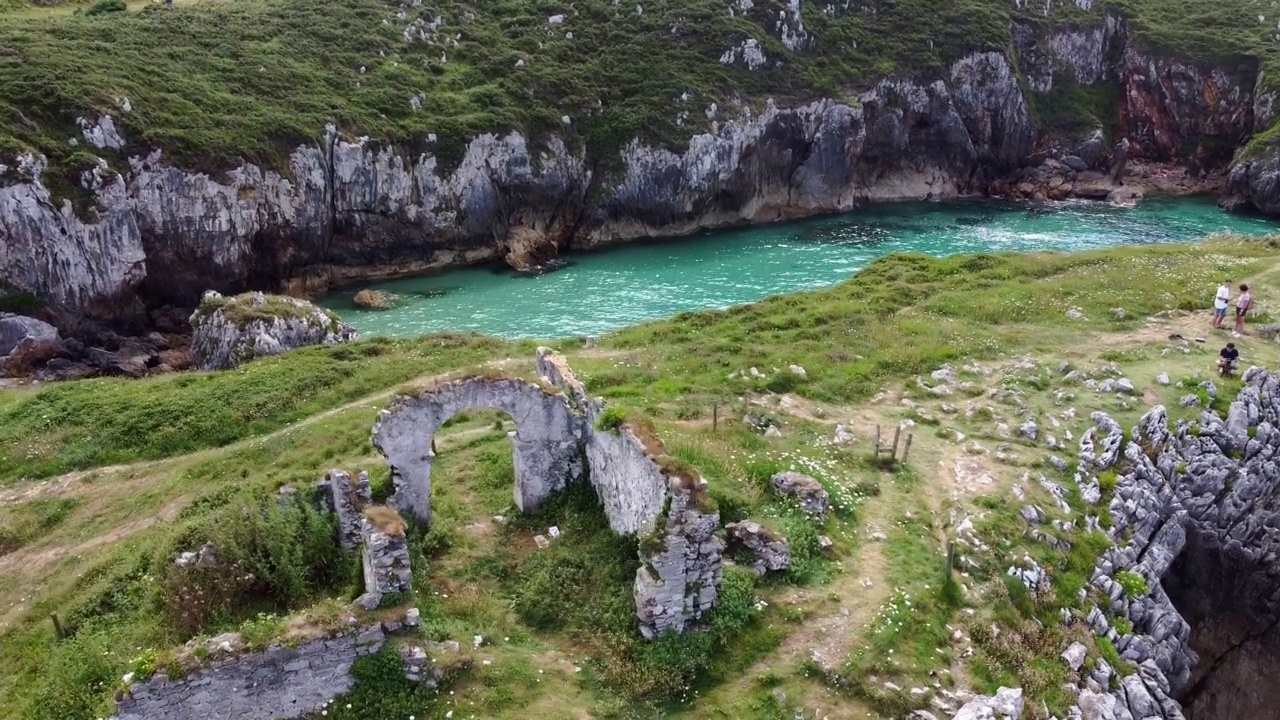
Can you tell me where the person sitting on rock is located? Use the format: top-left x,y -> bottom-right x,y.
1219,342 -> 1240,375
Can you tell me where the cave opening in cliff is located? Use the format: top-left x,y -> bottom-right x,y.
1161,528 -> 1280,720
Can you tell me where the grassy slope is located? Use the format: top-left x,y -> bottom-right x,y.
1,0 -> 1275,191
3,236 -> 1280,718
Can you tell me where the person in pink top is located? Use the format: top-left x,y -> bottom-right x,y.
1235,284 -> 1253,334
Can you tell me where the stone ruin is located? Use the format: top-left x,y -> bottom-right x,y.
372,348 -> 725,638
318,468 -> 411,609
1067,367 -> 1280,720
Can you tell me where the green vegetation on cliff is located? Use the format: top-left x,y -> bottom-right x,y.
1,0 -> 1276,188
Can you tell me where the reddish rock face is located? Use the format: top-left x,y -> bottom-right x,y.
1119,47 -> 1257,166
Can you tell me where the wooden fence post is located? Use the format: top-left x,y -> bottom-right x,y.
901,433 -> 913,464
890,425 -> 902,460
712,404 -> 718,432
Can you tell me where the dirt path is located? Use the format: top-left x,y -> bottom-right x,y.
0,358 -> 528,508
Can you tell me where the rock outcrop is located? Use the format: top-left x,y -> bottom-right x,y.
1069,368 -> 1280,720
769,471 -> 829,521
188,291 -> 357,370
952,686 -> 1025,720
0,312 -> 60,376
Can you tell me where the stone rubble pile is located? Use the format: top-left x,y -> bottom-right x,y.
724,521 -> 791,576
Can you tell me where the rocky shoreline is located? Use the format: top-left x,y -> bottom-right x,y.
0,168 -> 1240,385
3,2 -> 1272,337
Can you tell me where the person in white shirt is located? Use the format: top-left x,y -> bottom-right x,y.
1213,280 -> 1231,329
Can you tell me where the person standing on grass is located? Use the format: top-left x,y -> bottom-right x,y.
1235,284 -> 1253,334
1213,279 -> 1232,329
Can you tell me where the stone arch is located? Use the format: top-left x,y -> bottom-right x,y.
371,350 -> 726,639
371,376 -> 587,527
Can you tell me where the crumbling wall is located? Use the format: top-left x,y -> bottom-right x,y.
360,508 -> 412,600
370,376 -> 587,526
634,474 -> 724,639
583,421 -> 672,535
113,625 -> 386,720
324,469 -> 371,550
371,348 -> 724,638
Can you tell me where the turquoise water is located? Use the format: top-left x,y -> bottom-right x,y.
320,197 -> 1279,339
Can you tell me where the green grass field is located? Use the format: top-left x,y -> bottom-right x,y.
3,236 -> 1279,718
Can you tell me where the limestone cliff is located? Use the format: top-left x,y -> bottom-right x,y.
1070,369 -> 1280,720
0,8 -> 1267,325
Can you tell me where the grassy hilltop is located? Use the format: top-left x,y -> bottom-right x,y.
2,236 -> 1279,718
0,0 -> 1277,192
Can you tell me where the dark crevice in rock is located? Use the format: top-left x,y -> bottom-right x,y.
1162,528 -> 1280,720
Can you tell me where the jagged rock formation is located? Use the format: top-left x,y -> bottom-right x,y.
0,7 -> 1268,325
371,348 -> 724,638
1068,368 -> 1280,720
188,291 -> 358,370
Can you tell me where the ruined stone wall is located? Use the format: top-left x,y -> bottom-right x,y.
370,376 -> 587,526
326,469 -> 370,550
113,626 -> 386,720
634,475 -> 723,639
583,425 -> 671,536
371,349 -> 725,638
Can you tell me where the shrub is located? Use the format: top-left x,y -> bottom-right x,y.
595,406 -> 628,433
160,499 -> 356,634
85,0 -> 127,15
23,628 -> 122,720
321,647 -> 467,719
159,560 -> 252,635
1111,616 -> 1134,636
1097,471 -> 1118,497
239,613 -> 286,650
1114,570 -> 1149,598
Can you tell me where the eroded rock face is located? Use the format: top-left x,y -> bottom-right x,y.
0,47 -> 1031,319
1120,47 -> 1257,167
188,291 -> 358,370
1072,368 -> 1280,720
